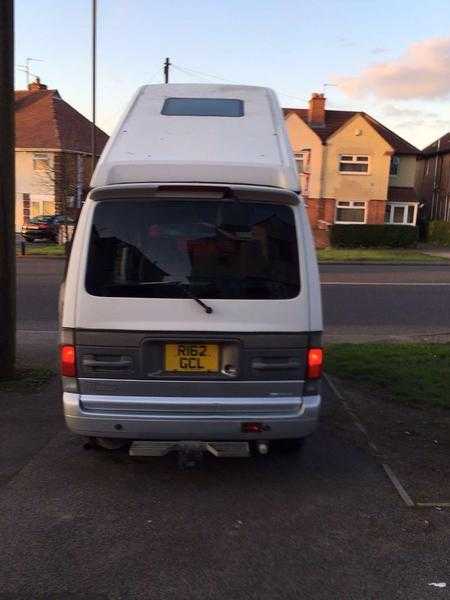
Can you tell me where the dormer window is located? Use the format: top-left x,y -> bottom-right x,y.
390,156 -> 400,176
339,155 -> 369,174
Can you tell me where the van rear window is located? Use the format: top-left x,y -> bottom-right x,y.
85,200 -> 300,300
161,98 -> 244,117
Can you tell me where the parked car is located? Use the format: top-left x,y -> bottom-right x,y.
22,214 -> 75,243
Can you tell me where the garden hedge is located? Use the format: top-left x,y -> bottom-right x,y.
330,224 -> 419,248
427,221 -> 450,246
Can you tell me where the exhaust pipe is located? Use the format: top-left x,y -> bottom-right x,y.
256,441 -> 269,455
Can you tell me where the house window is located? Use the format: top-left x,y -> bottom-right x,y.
339,155 -> 369,174
294,153 -> 304,173
294,151 -> 310,174
33,152 -> 49,171
390,156 -> 400,176
384,203 -> 417,226
335,200 -> 367,224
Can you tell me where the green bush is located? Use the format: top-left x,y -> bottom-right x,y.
330,224 -> 419,248
427,221 -> 450,246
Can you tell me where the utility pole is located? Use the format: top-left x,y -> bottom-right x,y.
91,0 -> 97,177
0,0 -> 16,377
164,57 -> 171,84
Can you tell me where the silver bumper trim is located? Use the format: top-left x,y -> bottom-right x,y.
63,392 -> 321,440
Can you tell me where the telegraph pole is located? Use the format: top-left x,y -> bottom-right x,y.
0,0 -> 16,377
164,57 -> 171,84
91,0 -> 97,176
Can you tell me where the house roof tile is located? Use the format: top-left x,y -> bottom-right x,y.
387,186 -> 418,203
422,132 -> 450,156
15,89 -> 108,154
283,107 -> 420,155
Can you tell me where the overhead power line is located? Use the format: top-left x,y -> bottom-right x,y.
171,61 -> 308,105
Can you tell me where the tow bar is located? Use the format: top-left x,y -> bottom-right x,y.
129,440 -> 253,469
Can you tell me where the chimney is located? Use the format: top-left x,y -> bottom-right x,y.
28,77 -> 47,92
308,92 -> 326,127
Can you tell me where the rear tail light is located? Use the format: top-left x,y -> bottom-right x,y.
60,344 -> 76,377
242,422 -> 270,433
306,347 -> 323,380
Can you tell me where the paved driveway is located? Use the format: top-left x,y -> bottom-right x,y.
1,379 -> 449,600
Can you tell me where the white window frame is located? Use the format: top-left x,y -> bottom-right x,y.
390,156 -> 400,177
335,200 -> 367,225
33,152 -> 50,171
294,152 -> 304,174
338,154 -> 370,175
301,172 -> 310,196
385,202 -> 418,226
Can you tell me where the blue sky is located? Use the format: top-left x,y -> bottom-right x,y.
15,0 -> 450,148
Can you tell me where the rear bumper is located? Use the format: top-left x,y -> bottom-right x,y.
63,392 -> 321,440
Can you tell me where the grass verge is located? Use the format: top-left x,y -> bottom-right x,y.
20,244 -> 66,257
0,367 -> 54,393
317,248 -> 449,263
326,343 -> 450,410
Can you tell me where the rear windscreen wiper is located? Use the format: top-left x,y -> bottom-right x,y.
175,282 -> 213,314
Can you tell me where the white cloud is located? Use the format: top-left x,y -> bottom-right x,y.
337,36 -> 356,48
371,47 -> 388,55
381,104 -> 438,119
336,37 -> 450,100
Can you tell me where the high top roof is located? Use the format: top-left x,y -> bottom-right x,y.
92,84 -> 299,190
15,85 -> 108,154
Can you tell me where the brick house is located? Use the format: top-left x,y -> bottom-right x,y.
284,93 -> 420,247
416,132 -> 450,223
15,78 -> 108,230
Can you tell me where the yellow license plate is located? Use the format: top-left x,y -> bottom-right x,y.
164,343 -> 219,373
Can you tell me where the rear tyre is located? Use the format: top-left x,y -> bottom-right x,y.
89,437 -> 129,451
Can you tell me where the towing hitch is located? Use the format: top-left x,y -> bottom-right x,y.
129,440 -> 251,463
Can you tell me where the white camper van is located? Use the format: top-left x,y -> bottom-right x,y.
60,84 -> 323,458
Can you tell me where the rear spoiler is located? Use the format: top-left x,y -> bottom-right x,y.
90,183 -> 299,206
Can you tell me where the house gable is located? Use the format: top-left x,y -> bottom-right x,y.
284,111 -> 323,198
323,113 -> 393,202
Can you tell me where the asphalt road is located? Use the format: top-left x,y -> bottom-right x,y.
320,264 -> 450,342
16,258 -> 450,360
4,257 -> 449,599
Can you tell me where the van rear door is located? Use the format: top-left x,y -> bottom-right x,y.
73,192 -> 313,333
